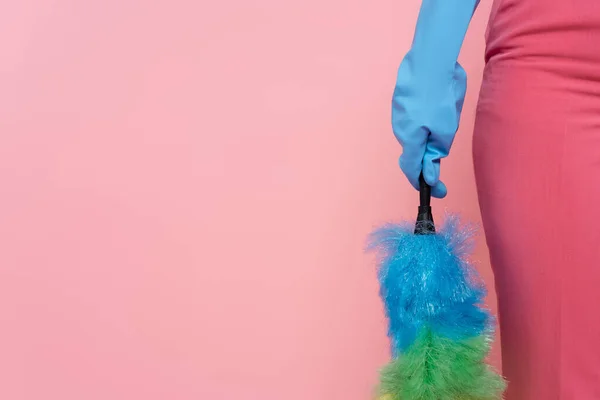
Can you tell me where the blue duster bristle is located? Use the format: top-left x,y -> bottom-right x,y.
366,213 -> 492,353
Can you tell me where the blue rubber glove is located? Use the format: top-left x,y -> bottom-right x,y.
392,0 -> 479,198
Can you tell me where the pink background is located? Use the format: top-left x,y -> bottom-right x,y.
0,1 -> 495,399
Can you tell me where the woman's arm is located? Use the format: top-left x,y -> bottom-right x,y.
392,0 -> 479,198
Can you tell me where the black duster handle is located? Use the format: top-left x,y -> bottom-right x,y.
414,173 -> 435,234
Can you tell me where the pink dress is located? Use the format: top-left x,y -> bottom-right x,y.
473,0 -> 600,398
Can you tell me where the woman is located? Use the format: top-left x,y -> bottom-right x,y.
393,0 -> 600,398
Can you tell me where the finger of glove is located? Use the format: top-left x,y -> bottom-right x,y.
399,143 -> 427,191
430,180 -> 448,199
422,151 -> 441,187
423,145 -> 449,198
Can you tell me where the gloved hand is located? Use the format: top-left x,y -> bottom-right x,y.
392,0 -> 479,198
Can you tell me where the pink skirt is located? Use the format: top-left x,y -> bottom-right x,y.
473,0 -> 600,398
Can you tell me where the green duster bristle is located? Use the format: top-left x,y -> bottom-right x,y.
377,328 -> 506,400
